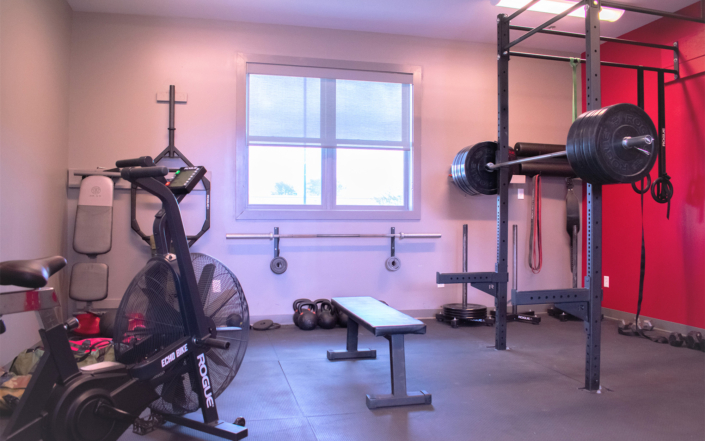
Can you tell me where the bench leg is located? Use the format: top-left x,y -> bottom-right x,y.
365,334 -> 432,409
327,319 -> 376,360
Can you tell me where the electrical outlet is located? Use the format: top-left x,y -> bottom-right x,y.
518,188 -> 524,199
437,284 -> 445,288
604,276 -> 609,288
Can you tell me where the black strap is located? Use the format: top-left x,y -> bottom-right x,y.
631,68 -> 652,196
618,193 -> 667,343
650,71 -> 673,218
619,69 -> 667,344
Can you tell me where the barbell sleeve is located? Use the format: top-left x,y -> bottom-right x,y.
622,135 -> 653,155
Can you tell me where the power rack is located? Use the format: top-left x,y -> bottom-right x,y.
437,0 -> 704,391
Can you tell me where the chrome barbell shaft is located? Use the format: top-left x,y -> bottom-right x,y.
225,233 -> 441,240
486,151 -> 567,171
487,135 -> 654,171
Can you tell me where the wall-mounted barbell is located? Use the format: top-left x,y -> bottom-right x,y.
452,103 -> 658,195
226,227 -> 441,274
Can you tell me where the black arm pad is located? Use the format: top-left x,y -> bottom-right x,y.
116,156 -> 155,168
121,166 -> 169,181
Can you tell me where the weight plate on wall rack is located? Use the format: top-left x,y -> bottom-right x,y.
385,256 -> 401,271
270,256 -> 288,274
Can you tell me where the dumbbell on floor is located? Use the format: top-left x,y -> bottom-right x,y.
669,331 -> 705,351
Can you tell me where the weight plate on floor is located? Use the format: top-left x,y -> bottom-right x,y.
270,256 -> 288,274
385,256 -> 401,271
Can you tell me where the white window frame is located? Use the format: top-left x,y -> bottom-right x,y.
235,54 -> 422,220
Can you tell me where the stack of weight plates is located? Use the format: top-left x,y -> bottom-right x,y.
566,103 -> 657,185
441,303 -> 488,320
451,142 -> 516,196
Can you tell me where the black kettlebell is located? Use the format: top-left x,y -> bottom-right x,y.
226,313 -> 243,328
337,309 -> 349,328
99,309 -> 117,338
297,302 -> 317,331
315,299 -> 337,329
292,298 -> 310,327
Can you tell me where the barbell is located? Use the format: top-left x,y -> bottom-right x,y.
452,103 -> 657,195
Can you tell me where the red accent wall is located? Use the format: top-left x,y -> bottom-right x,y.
581,3 -> 705,328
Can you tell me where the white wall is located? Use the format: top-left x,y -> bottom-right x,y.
0,0 -> 72,365
66,12 -> 582,321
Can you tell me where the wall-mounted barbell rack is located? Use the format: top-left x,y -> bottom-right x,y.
437,0 -> 702,392
226,227 -> 441,274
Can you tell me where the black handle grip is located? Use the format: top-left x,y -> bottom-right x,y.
121,166 -> 169,181
116,156 -> 155,168
203,337 -> 230,350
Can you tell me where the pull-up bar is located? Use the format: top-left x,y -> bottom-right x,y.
508,25 -> 677,51
509,51 -> 678,76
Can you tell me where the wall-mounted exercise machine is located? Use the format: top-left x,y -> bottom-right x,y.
440,0 -> 693,392
226,228 -> 441,274
130,85 -> 211,248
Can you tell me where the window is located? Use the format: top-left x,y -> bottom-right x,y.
235,55 -> 422,220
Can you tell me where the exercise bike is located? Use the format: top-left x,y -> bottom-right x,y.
1,158 -> 250,441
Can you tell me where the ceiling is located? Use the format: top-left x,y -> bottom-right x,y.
66,0 -> 696,54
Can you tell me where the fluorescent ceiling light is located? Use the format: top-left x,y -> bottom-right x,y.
493,0 -> 624,22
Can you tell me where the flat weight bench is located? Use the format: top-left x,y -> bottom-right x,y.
327,296 -> 432,409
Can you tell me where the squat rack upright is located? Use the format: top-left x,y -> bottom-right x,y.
437,0 -> 703,391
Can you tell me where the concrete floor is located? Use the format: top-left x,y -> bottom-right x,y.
3,317 -> 704,440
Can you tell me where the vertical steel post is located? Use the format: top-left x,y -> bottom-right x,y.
168,85 -> 176,157
512,225 -> 518,315
387,334 -> 408,396
584,0 -> 603,391
462,224 -> 468,308
657,71 -> 666,177
274,227 -> 280,258
391,227 -> 396,257
495,14 -> 511,350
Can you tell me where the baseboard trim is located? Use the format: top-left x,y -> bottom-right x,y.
602,308 -> 705,335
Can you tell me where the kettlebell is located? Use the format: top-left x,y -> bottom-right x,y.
226,313 -> 243,328
297,302 -> 317,330
337,309 -> 349,328
99,309 -> 117,338
315,299 -> 337,329
292,298 -> 310,327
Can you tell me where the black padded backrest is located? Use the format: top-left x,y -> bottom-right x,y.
69,263 -> 109,302
332,296 -> 426,337
74,175 -> 114,255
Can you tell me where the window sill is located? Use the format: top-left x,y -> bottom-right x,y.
236,207 -> 421,221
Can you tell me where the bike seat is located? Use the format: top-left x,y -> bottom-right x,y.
0,256 -> 67,288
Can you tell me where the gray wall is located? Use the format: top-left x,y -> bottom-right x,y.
0,0 -> 72,365
65,13 -> 582,321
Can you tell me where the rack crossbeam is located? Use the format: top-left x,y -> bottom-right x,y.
512,288 -> 589,306
436,272 -> 508,285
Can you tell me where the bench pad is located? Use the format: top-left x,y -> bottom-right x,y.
332,297 -> 425,337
